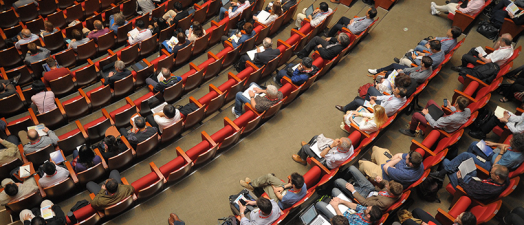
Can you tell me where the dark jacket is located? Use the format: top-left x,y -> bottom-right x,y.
252,48 -> 281,68
153,76 -> 182,92
0,80 -> 16,99
100,140 -> 128,161
127,126 -> 158,149
170,10 -> 189,26
170,39 -> 190,57
23,204 -> 66,225
318,38 -> 345,60
103,69 -> 132,88
290,65 -> 319,85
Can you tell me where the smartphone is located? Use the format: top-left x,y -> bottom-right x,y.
239,199 -> 246,206
383,151 -> 392,159
443,98 -> 448,107
413,51 -> 418,56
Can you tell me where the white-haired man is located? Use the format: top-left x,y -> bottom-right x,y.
293,136 -> 353,169
103,60 -> 132,88
235,37 -> 281,72
232,83 -> 283,117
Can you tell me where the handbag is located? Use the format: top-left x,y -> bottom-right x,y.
358,83 -> 374,98
397,209 -> 423,224
477,21 -> 499,40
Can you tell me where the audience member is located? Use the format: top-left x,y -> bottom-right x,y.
452,33 -> 513,70
24,43 -> 51,66
0,178 -> 38,206
219,0 -> 251,20
147,67 -> 182,93
396,208 -> 476,225
490,0 -> 524,29
296,32 -> 350,60
0,137 -> 21,164
13,0 -> 37,10
146,104 -> 181,133
327,7 -> 377,37
128,20 -> 153,45
38,161 -> 70,188
342,105 -> 388,134
265,0 -> 297,12
293,135 -> 353,169
73,145 -> 102,173
87,170 -> 135,210
359,146 -> 424,189
236,37 -> 281,72
103,60 -> 132,88
222,22 -> 256,49
398,40 -> 444,68
232,83 -> 283,117
431,0 -> 485,16
316,197 -> 382,224
399,96 -> 470,137
163,32 -> 190,56
20,126 -> 58,154
414,27 -> 462,54
186,21 -> 206,42
254,2 -> 282,25
239,198 -> 281,225
119,116 -> 158,149
68,29 -> 90,52
40,21 -> 58,37
110,13 -> 127,33
335,86 -> 407,117
239,173 -> 306,209
42,57 -> 70,85
19,200 -> 66,225
0,79 -> 16,99
15,29 -> 39,50
469,107 -> 524,139
295,2 -> 333,29
85,20 -> 110,40
165,2 -> 188,26
98,135 -> 128,161
330,215 -> 350,225
30,80 -> 57,114
274,57 -> 319,86
136,0 -> 155,15
368,56 -> 433,84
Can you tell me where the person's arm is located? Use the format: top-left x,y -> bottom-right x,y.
0,138 -> 18,158
382,158 -> 402,175
272,185 -> 285,200
506,114 -> 524,133
320,139 -> 338,158
43,127 -> 59,145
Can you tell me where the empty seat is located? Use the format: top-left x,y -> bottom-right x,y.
4,65 -> 32,86
122,0 -> 137,19
58,0 -> 74,9
76,162 -> 107,184
160,119 -> 183,143
73,64 -> 99,87
107,148 -> 135,170
57,127 -> 87,155
208,21 -> 226,46
204,53 -> 223,80
86,84 -> 112,109
48,73 -> 77,96
0,9 -> 19,28
183,98 -> 205,129
0,93 -> 26,117
184,64 -> 204,92
46,11 -> 67,29
25,18 -> 44,34
62,92 -> 91,120
83,0 -> 101,17
43,31 -> 66,52
114,44 -> 139,66
83,116 -> 112,142
16,3 -> 39,22
76,40 -> 98,61
65,3 -> 85,23
0,47 -> 23,68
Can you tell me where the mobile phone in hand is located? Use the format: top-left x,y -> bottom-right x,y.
239,199 -> 247,206
443,98 -> 448,107
383,151 -> 392,159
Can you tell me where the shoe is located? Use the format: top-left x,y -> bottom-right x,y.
444,1 -> 449,4
399,128 -> 416,137
292,154 -> 307,165
340,124 -> 349,133
429,171 -> 444,181
231,107 -> 240,118
430,3 -> 440,15
394,57 -> 400,63
335,105 -> 344,112
431,2 -> 437,7
415,129 -> 425,137
245,177 -> 251,184
451,66 -> 462,72
368,69 -> 378,74
468,130 -> 486,139
301,141 -> 308,146
240,180 -> 254,191
168,213 -> 181,225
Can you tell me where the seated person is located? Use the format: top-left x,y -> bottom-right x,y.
20,126 -> 58,154
42,57 -> 70,85
398,40 -> 444,68
146,67 -> 182,93
490,0 -> 524,29
165,2 -> 188,27
469,107 -> 524,139
218,0 -> 251,20
40,21 -> 58,37
146,104 -> 181,133
19,200 -> 66,225
221,22 -> 256,49
163,32 -> 190,56
295,2 -> 333,29
452,33 -> 513,71
327,7 -> 377,37
414,27 -> 462,54
434,163 -> 509,201
0,137 -> 21,164
359,146 -> 424,189
136,0 -> 155,15
13,0 -> 37,10
236,38 -> 281,72
119,116 -> 158,149
315,197 -> 382,224
68,29 -> 90,52
342,105 -> 388,134
186,21 -> 206,43
431,0 -> 485,16
274,57 -> 319,86
24,43 -> 50,66
38,161 -> 69,188
109,13 -> 127,33
333,165 -> 403,211
253,2 -> 282,26
239,173 -> 306,210
368,56 -> 433,85
15,29 -> 39,49
292,135 -> 353,169
128,20 -> 153,45
103,60 -> 132,88
335,86 -> 408,117
399,96 -> 471,137
86,170 -> 135,210
397,208 -> 476,225
265,0 -> 297,13
73,145 -> 102,173
331,215 -> 350,225
98,135 -> 128,161
30,80 -> 57,114
0,177 -> 38,206
503,206 -> 524,225
232,83 -> 283,117
296,32 -> 350,60
0,79 -> 16,99
84,20 -> 110,40
239,198 -> 281,225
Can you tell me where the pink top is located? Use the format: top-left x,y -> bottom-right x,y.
459,0 -> 485,15
31,91 -> 57,114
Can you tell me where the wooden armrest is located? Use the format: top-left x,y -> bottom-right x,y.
18,144 -> 28,163
475,60 -> 486,65
54,98 -> 66,115
78,88 -> 91,104
189,62 -> 200,71
349,123 -> 370,138
125,97 -> 135,107
0,67 -> 7,80
224,40 -> 234,49
244,103 -> 259,115
485,46 -> 495,53
0,29 -> 6,40
341,27 -> 355,36
290,29 -> 306,38
120,136 -> 136,155
310,158 -> 330,174
303,18 -> 310,23
441,105 -> 454,115
410,139 -> 436,156
193,3 -> 201,9
189,96 -> 203,108
438,129 -> 451,138
254,21 -> 265,28
453,90 -> 477,103
209,84 -> 223,95
100,78 -> 106,84
107,49 -> 115,56
64,161 -> 78,183
175,147 -> 192,164
516,108 -> 524,115
160,49 -> 170,57
1,118 -> 9,136
465,74 -> 489,87
15,85 -> 26,102
208,51 -> 220,60
475,164 -> 489,176
224,117 -> 240,131
245,61 -> 259,71
33,175 -> 47,198
28,108 -> 40,124
86,58 -> 94,66
93,148 -> 108,169
147,84 -> 154,92
436,208 -> 456,223
75,121 -> 88,139
228,72 -> 242,82
89,193 -> 96,200
210,20 -> 220,28
121,177 -> 129,185
277,39 -> 291,48
101,108 -> 114,125
143,58 -> 152,66
149,162 -> 166,183
201,131 -> 216,146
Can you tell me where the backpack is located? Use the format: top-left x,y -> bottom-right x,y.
459,62 -> 500,84
477,21 -> 499,40
358,83 -> 374,98
472,107 -> 494,131
416,175 -> 443,203
176,102 -> 199,116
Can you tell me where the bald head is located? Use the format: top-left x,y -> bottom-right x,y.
27,129 -> 39,142
501,33 -> 513,41
94,20 -> 103,31
262,37 -> 272,48
161,68 -> 171,78
21,29 -> 31,38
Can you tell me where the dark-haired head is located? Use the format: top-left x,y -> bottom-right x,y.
257,198 -> 272,215
450,26 -> 462,39
105,178 -> 119,194
5,183 -> 18,196
319,2 -> 329,12
43,161 -> 57,176
368,7 -> 377,19
290,173 -> 304,189
78,145 -> 96,167
136,20 -> 145,29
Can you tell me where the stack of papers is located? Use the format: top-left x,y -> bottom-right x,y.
458,158 -> 476,177
27,124 -> 47,136
242,85 -> 266,99
247,46 -> 265,60
230,33 -> 240,43
351,107 -> 370,127
128,28 -> 140,39
166,36 -> 179,49
494,106 -> 509,119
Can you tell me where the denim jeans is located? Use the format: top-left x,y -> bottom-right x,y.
414,40 -> 430,53
335,166 -> 375,198
219,6 -> 238,20
234,82 -> 260,115
442,154 -> 477,188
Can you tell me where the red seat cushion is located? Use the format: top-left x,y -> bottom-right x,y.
62,95 -> 83,105
58,128 -> 80,140
73,204 -> 96,221
131,172 -> 159,193
109,104 -> 132,120
149,55 -> 166,70
447,13 -> 454,20
8,115 -> 31,125
449,196 -> 471,217
446,183 -> 456,195
159,157 -> 186,177
84,117 -> 107,129
86,85 -> 105,98
133,92 -> 154,109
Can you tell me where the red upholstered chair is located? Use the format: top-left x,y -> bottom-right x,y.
57,121 -> 88,156
104,97 -> 137,128
191,131 -> 219,166
85,84 -> 113,109
243,62 -> 263,88
239,35 -> 256,56
5,191 -> 43,216
280,81 -> 301,106
241,106 -> 264,134
54,48 -> 77,68
83,0 -> 101,17
191,32 -> 211,57
209,21 -> 226,46
111,44 -> 139,66
111,74 -> 135,99
151,4 -> 166,20
255,24 -> 270,46
65,205 -> 99,225
261,99 -> 284,119
82,114 -> 114,142
132,163 -> 165,199
206,0 -> 221,19
159,24 -> 176,43
193,3 -> 208,24
218,117 -> 242,150
375,0 -> 397,10
268,14 -> 285,36
204,53 -> 224,80
97,31 -> 116,53
16,3 -> 39,22
122,0 -> 137,19
183,63 -> 204,92
100,0 -> 115,10
76,40 -> 98,61
282,2 -> 298,25
183,97 -> 206,129
436,196 -> 502,225
160,118 -> 183,143
102,138 -> 135,171
0,9 -> 19,28
0,88 -> 27,117
277,39 -> 297,67
76,156 -> 108,184
25,18 -> 44,34
404,169 -> 430,191
41,161 -> 78,198
73,63 -> 99,87
176,14 -> 192,31
225,73 -> 245,102
204,85 -> 226,117
174,43 -> 193,67
0,158 -> 23,180
260,54 -> 281,78
0,47 -> 23,68
116,22 -> 134,44
221,41 -> 241,69
23,144 -> 56,167
135,133 -> 160,157
46,10 -> 67,29
6,116 -> 35,138
31,99 -> 67,129
88,183 -> 135,216
133,59 -> 155,87
448,0 -> 492,32
2,65 -> 32,87
162,147 -> 193,182
65,3 -> 85,23
139,34 -> 158,57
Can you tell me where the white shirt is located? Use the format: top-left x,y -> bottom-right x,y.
257,14 -> 279,26
229,2 -> 251,18
154,109 -> 181,133
376,95 -> 407,117
38,166 -> 70,188
240,199 -> 281,225
344,112 -> 378,134
128,29 -> 152,45
486,45 -> 514,66
310,8 -> 333,27
507,113 -> 524,134
324,145 -> 354,169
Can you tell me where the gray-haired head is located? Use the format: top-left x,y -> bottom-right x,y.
262,37 -> 272,48
114,60 -> 125,71
266,85 -> 278,98
340,137 -> 352,150
161,67 -> 171,78
337,33 -> 350,47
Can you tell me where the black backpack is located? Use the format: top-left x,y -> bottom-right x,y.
416,175 -> 443,203
459,62 -> 500,84
176,102 -> 199,116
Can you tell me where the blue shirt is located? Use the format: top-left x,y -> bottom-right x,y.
382,153 -> 424,189
435,37 -> 457,54
492,148 -> 524,170
109,15 -> 128,33
343,204 -> 371,225
278,183 -> 307,209
414,50 -> 445,68
232,30 -> 256,49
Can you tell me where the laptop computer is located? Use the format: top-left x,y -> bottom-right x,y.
427,104 -> 444,121
300,205 -> 330,225
49,150 -> 65,164
305,5 -> 315,17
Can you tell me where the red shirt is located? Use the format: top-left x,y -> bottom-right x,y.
43,67 -> 70,85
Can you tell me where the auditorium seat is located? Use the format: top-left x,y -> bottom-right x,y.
54,48 -> 77,68
100,0 -> 115,10
122,0 -> 137,19
76,158 -> 108,184
160,118 -> 183,143
135,133 -> 159,157
76,40 -> 98,61
46,11 -> 67,29
111,44 -> 139,66
0,158 -> 23,180
57,121 -> 88,155
43,31 -> 66,52
103,139 -> 135,170
23,144 -> 55,167
86,84 -> 113,109
192,3 -> 208,24
162,81 -> 183,103
0,88 -> 27,117
3,65 -> 32,86
436,196 -> 502,224
0,9 -> 19,28
191,32 -> 211,56
25,18 -> 44,34
176,14 -> 192,31
65,4 -> 85,23
6,115 -> 35,137
208,21 -> 226,46
183,97 -> 205,129
16,3 -> 39,22
116,22 -> 134,44
204,85 -> 226,117
73,63 -> 99,87
260,55 -> 281,78
161,147 -> 193,182
83,0 -> 101,17
5,191 -> 42,217
159,24 -> 176,43
0,47 -> 23,68
184,64 -> 204,92
224,74 -> 245,102
82,114 -> 113,142
31,99 -> 66,129
173,43 -> 193,67
221,42 -> 240,69
131,163 -> 165,199
139,34 -> 158,57
105,97 -> 136,128
41,161 -> 78,198
150,4 -> 165,20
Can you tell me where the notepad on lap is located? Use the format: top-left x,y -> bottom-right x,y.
242,85 -> 266,99
458,158 -> 476,177
495,106 -> 509,119
27,124 -> 47,136
128,28 -> 140,39
257,10 -> 271,22
475,46 -> 487,56
506,2 -> 520,16
326,193 -> 354,216
19,164 -> 31,178
247,46 -> 265,60
41,205 -> 54,219
152,102 -> 168,114
166,36 -> 179,49
476,140 -> 494,157
50,150 -> 65,164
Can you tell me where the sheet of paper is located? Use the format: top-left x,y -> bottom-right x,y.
166,36 -> 179,49
242,85 -> 266,99
507,2 -> 520,16
363,100 -> 376,108
256,10 -> 271,22
458,157 -> 476,177
247,46 -> 265,61
19,164 -> 31,178
41,205 -> 54,219
27,124 -> 47,136
50,150 -> 65,164
326,193 -> 354,216
351,107 -> 370,127
310,142 -> 323,158
494,106 -> 508,119
230,33 -> 240,43
292,64 -> 300,71
152,102 -> 168,114
475,46 -> 487,56
157,71 -> 164,82
387,69 -> 399,87
129,28 -> 139,39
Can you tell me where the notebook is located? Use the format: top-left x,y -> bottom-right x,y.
351,107 -> 371,127
300,205 -> 330,225
19,164 -> 31,178
50,150 -> 65,164
242,85 -> 266,99
458,157 -> 476,177
256,10 -> 271,22
494,106 -> 509,119
41,205 -> 54,219
506,2 -> 521,16
476,140 -> 494,157
166,36 -> 179,49
427,104 -> 444,121
305,5 -> 315,17
27,124 -> 47,136
152,102 -> 168,114
247,46 -> 265,60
